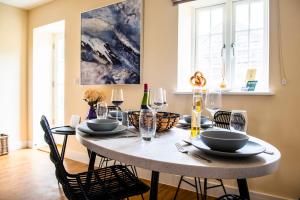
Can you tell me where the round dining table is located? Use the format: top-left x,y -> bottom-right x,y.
76,127 -> 281,200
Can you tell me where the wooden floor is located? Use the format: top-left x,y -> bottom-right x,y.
0,149 -> 214,200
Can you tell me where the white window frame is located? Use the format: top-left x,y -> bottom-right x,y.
177,0 -> 270,94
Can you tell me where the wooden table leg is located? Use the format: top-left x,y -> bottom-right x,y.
237,179 -> 250,200
149,171 -> 160,200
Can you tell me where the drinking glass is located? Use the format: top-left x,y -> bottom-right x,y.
96,102 -> 108,119
122,110 -> 129,127
205,88 -> 222,120
230,110 -> 248,134
149,88 -> 164,112
111,88 -> 124,120
139,109 -> 156,141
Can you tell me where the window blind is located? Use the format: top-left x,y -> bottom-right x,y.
172,0 -> 195,5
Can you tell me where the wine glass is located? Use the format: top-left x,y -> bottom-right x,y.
111,88 -> 124,121
162,89 -> 168,110
148,88 -> 164,112
96,101 -> 108,119
205,88 -> 222,123
230,110 -> 248,134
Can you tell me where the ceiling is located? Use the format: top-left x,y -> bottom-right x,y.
0,0 -> 55,10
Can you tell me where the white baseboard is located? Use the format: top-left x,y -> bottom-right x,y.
8,140 -> 28,151
64,150 -> 290,200
27,140 -> 34,149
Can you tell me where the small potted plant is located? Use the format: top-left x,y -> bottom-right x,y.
83,89 -> 105,119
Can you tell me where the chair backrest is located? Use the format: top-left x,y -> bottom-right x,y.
70,115 -> 81,128
214,110 -> 231,129
40,115 -> 72,196
214,110 -> 246,131
230,112 -> 247,131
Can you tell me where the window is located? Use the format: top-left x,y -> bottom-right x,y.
177,0 -> 269,92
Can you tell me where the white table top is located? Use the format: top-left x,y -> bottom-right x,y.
76,127 -> 280,179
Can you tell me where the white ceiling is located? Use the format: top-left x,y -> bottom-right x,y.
0,0 -> 55,10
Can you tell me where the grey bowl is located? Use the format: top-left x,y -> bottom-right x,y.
200,130 -> 249,152
86,119 -> 119,131
183,115 -> 209,124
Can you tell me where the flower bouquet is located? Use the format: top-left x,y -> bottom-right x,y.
83,89 -> 105,119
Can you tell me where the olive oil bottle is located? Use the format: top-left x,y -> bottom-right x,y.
191,87 -> 203,138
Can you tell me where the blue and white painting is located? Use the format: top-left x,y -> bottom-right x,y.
81,0 -> 141,85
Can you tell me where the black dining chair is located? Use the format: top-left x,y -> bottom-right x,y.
217,194 -> 243,200
212,110 -> 245,200
214,110 -> 231,129
174,176 -> 226,200
97,106 -> 139,176
40,115 -> 149,200
173,111 -> 230,200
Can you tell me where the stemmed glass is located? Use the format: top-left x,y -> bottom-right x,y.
148,88 -> 164,112
111,88 -> 124,121
205,88 -> 222,125
162,89 -> 168,110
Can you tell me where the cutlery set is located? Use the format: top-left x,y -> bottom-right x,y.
175,143 -> 212,163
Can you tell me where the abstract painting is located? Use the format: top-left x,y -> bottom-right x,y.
81,0 -> 142,85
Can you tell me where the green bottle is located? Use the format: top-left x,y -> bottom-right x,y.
141,83 -> 149,109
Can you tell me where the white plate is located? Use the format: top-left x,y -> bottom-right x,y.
192,138 -> 265,158
78,123 -> 127,136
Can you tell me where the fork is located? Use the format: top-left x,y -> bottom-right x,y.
263,150 -> 274,155
175,143 -> 212,163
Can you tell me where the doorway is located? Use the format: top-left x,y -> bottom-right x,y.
32,20 -> 65,148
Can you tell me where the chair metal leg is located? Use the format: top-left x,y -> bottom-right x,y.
197,178 -> 203,200
61,135 -> 68,161
173,176 -> 183,200
219,179 -> 227,195
194,178 -> 200,200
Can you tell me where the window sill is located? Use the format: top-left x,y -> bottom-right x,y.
174,90 -> 275,96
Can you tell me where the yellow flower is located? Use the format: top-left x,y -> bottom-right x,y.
83,89 -> 105,105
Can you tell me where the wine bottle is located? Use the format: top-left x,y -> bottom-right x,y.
141,83 -> 149,109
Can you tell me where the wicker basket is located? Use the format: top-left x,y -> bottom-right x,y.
128,111 -> 180,132
0,134 -> 8,156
